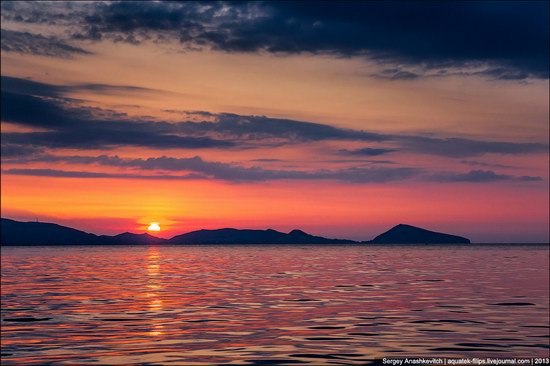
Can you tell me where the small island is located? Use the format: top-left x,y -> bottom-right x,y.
368,224 -> 470,244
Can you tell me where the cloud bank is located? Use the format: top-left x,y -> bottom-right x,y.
1,76 -> 545,184
2,76 -> 547,157
1,1 -> 548,79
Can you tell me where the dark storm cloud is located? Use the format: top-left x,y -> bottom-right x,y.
0,29 -> 91,57
431,170 -> 542,183
2,76 -> 547,157
4,1 -> 545,79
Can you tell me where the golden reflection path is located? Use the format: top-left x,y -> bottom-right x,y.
146,246 -> 164,336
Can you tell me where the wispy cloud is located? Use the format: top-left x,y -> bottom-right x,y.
0,29 -> 91,57
461,160 -> 517,170
177,113 -> 386,142
430,170 -> 542,183
5,154 -> 542,184
1,75 -> 173,98
2,154 -> 420,183
0,144 -> 43,158
370,65 -> 537,81
2,76 -> 547,159
339,147 -> 397,156
1,168 -> 205,180
400,136 -> 547,158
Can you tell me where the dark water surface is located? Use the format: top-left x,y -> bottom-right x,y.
1,244 -> 549,365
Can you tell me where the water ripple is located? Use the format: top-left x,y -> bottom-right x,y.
1,244 -> 548,364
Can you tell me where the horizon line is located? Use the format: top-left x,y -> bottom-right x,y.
3,216 -> 548,245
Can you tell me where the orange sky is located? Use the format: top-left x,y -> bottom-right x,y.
1,2 -> 548,242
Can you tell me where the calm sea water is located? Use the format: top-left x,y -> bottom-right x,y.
1,244 -> 549,365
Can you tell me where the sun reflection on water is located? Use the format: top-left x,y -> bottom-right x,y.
146,246 -> 164,336
1,245 -> 549,364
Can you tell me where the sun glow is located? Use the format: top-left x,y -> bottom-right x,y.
148,222 -> 161,232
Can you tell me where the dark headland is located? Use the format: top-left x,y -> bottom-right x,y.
0,218 -> 470,245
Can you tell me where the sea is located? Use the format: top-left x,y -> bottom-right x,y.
1,244 -> 549,365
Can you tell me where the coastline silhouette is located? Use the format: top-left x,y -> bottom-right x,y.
0,218 -> 470,245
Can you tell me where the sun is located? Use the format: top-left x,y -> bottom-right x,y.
148,222 -> 161,232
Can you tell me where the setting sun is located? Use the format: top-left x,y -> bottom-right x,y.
148,222 -> 161,232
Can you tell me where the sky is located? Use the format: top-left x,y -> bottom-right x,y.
1,1 -> 548,242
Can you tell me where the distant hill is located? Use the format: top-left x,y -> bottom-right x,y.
0,218 -> 166,245
168,228 -> 356,244
1,218 -> 100,245
369,224 -> 470,244
0,218 -> 471,245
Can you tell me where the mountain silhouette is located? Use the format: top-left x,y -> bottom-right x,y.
369,224 -> 470,244
0,218 -> 166,245
1,218 -> 470,245
1,218 -> 100,245
168,228 -> 356,244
